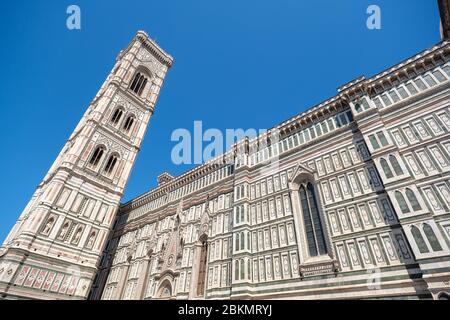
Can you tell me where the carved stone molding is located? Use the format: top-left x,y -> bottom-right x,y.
299,259 -> 339,278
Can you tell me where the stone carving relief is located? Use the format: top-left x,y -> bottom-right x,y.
288,161 -> 316,185
93,132 -> 130,159
41,215 -> 56,236
112,93 -> 145,121
136,48 -> 165,77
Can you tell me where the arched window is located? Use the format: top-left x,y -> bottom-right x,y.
240,206 -> 245,222
130,73 -> 140,91
240,259 -> 245,279
235,260 -> 239,280
110,108 -> 124,125
130,72 -> 148,96
197,239 -> 208,296
380,158 -> 394,178
299,183 -> 327,257
389,155 -> 404,175
406,189 -> 421,211
423,224 -> 443,252
235,233 -> 240,251
235,208 -> 240,224
89,146 -> 105,168
411,226 -> 429,254
104,154 -> 118,175
395,191 -> 410,214
122,115 -> 135,133
240,232 -> 245,250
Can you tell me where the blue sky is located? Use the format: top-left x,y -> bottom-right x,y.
0,0 -> 441,242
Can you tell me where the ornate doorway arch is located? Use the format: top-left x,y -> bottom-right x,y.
156,279 -> 173,299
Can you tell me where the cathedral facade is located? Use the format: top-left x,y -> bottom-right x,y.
90,39 -> 450,300
2,2 -> 450,301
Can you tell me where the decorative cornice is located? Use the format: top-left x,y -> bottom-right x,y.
365,40 -> 450,89
135,31 -> 174,68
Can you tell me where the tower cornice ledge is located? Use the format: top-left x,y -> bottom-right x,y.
135,30 -> 174,68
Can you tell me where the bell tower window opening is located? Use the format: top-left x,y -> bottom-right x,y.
123,116 -> 135,133
104,154 -> 118,175
130,72 -> 149,96
111,108 -> 124,125
89,146 -> 105,168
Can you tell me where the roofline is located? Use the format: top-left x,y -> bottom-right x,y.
118,30 -> 174,68
120,40 -> 450,210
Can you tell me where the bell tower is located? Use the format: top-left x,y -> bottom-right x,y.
439,0 -> 450,39
0,31 -> 173,300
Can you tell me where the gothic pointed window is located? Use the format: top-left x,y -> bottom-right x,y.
89,146 -> 105,168
104,154 -> 118,175
197,239 -> 208,296
380,158 -> 394,178
299,183 -> 328,257
235,233 -> 240,251
240,259 -> 245,279
123,115 -> 135,133
406,189 -> 421,211
130,72 -> 140,92
130,72 -> 149,96
110,108 -> 124,125
235,260 -> 239,280
395,191 -> 410,213
411,226 -> 429,254
423,224 -> 443,252
389,155 -> 404,175
139,78 -> 148,95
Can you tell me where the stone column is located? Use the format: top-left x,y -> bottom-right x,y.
134,257 -> 151,300
288,183 -> 307,263
189,244 -> 202,299
115,262 -> 130,299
